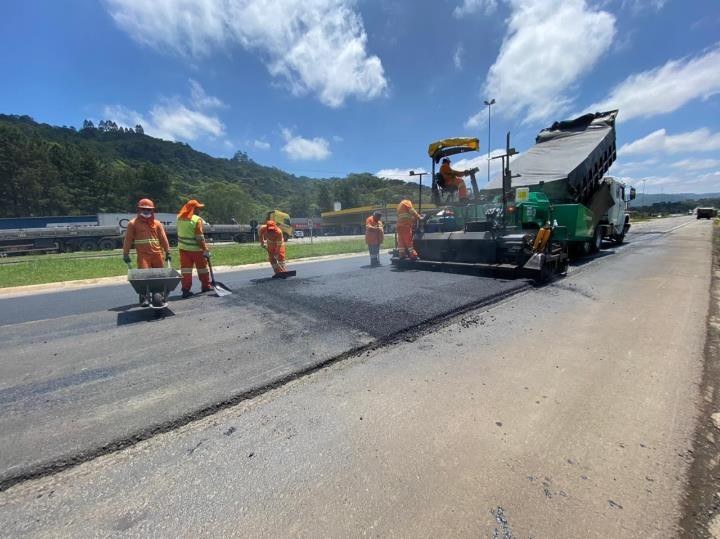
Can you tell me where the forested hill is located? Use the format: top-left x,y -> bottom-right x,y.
0,114 -> 426,223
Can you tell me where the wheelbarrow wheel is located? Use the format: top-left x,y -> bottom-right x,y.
151,292 -> 165,308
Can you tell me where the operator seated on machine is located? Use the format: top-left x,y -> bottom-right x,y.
439,157 -> 469,202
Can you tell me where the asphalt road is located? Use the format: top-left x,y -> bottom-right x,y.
0,216 -> 712,537
0,245 -> 531,487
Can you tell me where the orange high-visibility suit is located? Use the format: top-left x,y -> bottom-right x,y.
440,161 -> 468,200
396,199 -> 420,259
122,216 -> 170,268
365,214 -> 384,266
259,220 -> 287,274
177,200 -> 211,292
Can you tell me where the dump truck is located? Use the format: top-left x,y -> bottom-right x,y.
391,110 -> 635,279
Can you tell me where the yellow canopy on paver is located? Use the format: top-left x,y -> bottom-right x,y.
427,138 -> 480,159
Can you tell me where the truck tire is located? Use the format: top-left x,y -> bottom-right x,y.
613,232 -> 625,245
590,225 -> 602,253
80,239 -> 97,251
98,238 -> 116,251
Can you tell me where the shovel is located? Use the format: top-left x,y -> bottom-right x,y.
206,257 -> 232,296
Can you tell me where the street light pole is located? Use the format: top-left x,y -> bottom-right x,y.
642,178 -> 647,212
409,171 -> 428,212
483,98 -> 495,183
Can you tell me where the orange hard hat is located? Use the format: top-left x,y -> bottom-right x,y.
187,199 -> 205,209
137,198 -> 155,210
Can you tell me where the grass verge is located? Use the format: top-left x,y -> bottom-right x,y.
0,238 -> 395,289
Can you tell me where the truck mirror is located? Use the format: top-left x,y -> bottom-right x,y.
629,187 -> 637,200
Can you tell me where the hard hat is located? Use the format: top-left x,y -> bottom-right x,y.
137,198 -> 155,210
373,210 -> 382,217
187,199 -> 205,209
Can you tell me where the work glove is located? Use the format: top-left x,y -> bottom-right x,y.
122,254 -> 131,264
202,250 -> 211,259
165,252 -> 172,262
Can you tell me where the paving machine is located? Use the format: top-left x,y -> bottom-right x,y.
391,110 -> 631,280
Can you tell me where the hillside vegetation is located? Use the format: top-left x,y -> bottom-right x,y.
0,114 -> 426,223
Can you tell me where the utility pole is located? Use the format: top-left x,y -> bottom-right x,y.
409,171 -> 428,213
483,98 -> 495,183
642,179 -> 647,213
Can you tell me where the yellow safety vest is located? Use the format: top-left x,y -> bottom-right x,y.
177,215 -> 204,251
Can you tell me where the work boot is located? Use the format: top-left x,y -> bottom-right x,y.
139,294 -> 150,307
181,290 -> 194,299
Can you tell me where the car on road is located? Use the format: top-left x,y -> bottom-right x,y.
293,230 -> 305,238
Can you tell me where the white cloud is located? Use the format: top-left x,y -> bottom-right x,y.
473,0 -> 615,124
453,44 -> 464,71
189,79 -> 225,109
107,0 -> 388,108
281,128 -> 331,160
621,0 -> 667,13
620,128 -> 720,155
587,45 -> 720,121
252,139 -> 271,150
375,168 -> 427,182
620,171 -> 720,194
670,158 -> 720,171
103,80 -> 225,141
453,0 -> 498,17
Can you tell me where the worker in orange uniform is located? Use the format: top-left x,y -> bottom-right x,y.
259,219 -> 288,277
177,199 -> 212,298
396,199 -> 421,260
439,157 -> 469,201
365,210 -> 384,267
122,198 -> 171,306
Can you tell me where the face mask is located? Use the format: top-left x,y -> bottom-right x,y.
141,211 -> 152,218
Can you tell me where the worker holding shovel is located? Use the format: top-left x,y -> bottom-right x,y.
259,219 -> 294,278
177,199 -> 212,298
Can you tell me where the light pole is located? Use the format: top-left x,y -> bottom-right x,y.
642,178 -> 647,212
483,98 -> 495,183
409,170 -> 428,212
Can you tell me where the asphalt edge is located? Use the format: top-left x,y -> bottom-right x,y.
679,222 -> 720,538
0,277 -> 532,493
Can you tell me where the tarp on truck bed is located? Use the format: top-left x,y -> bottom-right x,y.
485,110 -> 618,202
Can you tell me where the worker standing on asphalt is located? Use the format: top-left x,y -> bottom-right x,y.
259,219 -> 288,277
365,210 -> 384,267
439,157 -> 469,201
177,199 -> 212,298
396,199 -> 421,260
122,198 -> 171,306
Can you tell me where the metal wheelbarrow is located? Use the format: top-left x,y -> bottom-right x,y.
127,262 -> 182,309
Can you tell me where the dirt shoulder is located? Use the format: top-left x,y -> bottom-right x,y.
680,223 -> 720,538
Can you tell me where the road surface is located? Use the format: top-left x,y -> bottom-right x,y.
0,216 -> 714,537
0,240 -> 530,487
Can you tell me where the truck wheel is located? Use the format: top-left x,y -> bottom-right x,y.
590,225 -> 602,253
98,238 -> 116,251
613,233 -> 625,245
80,239 -> 97,251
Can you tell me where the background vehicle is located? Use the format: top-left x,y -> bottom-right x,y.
293,230 -> 305,238
0,213 -> 253,255
697,207 -> 717,219
266,210 -> 294,240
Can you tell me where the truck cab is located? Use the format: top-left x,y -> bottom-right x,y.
598,177 -> 635,244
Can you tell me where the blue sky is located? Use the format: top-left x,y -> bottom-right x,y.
1,0 -> 719,193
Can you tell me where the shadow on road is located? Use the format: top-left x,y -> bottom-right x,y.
116,308 -> 175,326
